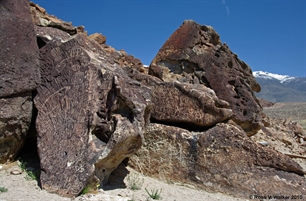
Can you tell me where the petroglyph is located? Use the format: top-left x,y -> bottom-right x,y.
35,34 -> 153,197
123,67 -> 232,128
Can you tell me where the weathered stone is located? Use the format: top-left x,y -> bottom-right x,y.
149,20 -> 262,135
0,93 -> 33,163
104,48 -> 144,71
0,0 -> 40,97
35,26 -> 72,48
30,2 -> 77,35
89,33 -> 106,45
124,67 -> 232,128
35,34 -> 152,197
129,123 -> 306,198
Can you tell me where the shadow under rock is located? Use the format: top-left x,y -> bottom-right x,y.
16,135 -> 42,188
101,160 -> 130,191
16,100 -> 41,188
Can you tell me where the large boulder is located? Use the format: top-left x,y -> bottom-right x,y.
149,20 -> 262,135
0,0 -> 40,162
35,33 -> 153,197
129,123 -> 306,198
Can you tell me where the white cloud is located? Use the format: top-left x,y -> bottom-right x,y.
222,0 -> 230,17
226,6 -> 230,17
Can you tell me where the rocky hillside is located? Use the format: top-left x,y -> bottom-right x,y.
0,0 -> 305,199
254,71 -> 306,102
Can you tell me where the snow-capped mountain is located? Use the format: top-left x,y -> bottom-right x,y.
253,71 -> 306,102
253,71 -> 295,83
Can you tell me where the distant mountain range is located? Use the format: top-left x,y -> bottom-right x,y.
253,71 -> 306,102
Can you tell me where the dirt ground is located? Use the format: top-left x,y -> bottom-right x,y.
0,161 -> 245,201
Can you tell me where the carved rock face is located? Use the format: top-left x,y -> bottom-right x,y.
129,123 -> 306,198
35,34 -> 152,197
124,67 -> 232,128
0,0 -> 40,162
149,20 -> 262,135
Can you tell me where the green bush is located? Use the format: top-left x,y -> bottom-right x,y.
0,186 -> 8,193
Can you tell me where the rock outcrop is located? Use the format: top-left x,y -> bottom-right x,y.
0,0 -> 40,162
128,20 -> 306,198
149,20 -> 262,135
35,33 -> 152,197
30,2 -> 81,35
30,2 -> 144,72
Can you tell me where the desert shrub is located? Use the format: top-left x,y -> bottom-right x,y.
145,188 -> 162,200
126,173 -> 144,191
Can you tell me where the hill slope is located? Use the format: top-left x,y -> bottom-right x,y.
253,71 -> 306,102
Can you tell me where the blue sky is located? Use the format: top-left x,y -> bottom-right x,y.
33,0 -> 305,77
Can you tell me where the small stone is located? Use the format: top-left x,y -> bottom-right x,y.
10,169 -> 22,175
258,141 -> 269,146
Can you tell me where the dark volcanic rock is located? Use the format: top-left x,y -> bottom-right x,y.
0,0 -> 40,162
124,67 -> 232,128
35,34 -> 152,197
129,123 -> 306,198
149,20 -> 262,135
0,93 -> 33,163
0,0 -> 40,97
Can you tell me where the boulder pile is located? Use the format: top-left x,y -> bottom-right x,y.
0,0 -> 305,198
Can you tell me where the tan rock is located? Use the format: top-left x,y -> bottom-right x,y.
129,123 -> 306,198
89,33 -> 106,45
